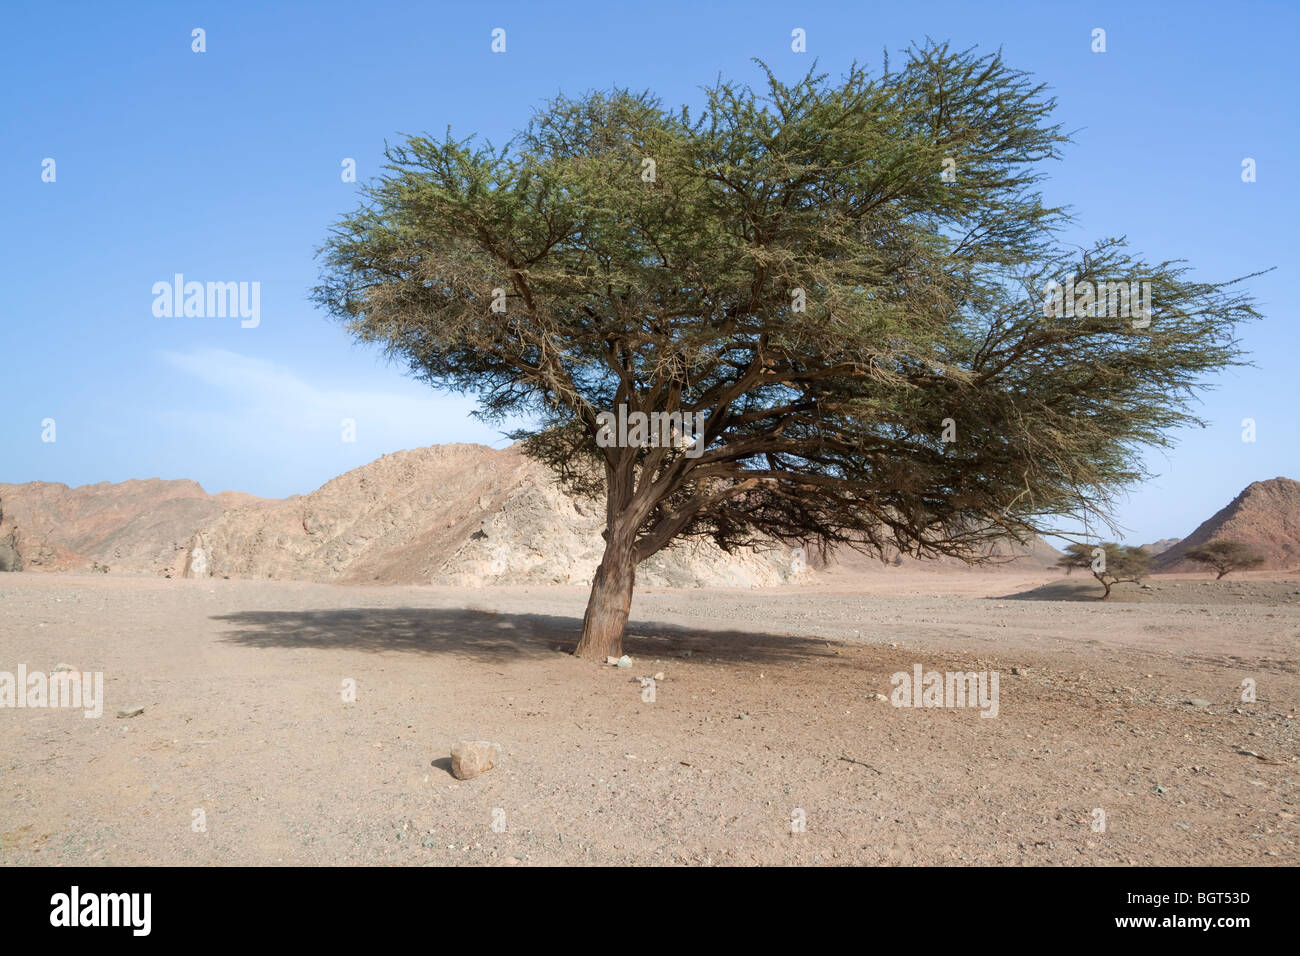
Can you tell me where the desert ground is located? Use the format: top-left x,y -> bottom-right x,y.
1,569 -> 1297,866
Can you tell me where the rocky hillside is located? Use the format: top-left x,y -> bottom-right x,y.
183,444 -> 794,588
1140,538 -> 1181,556
2,443 -> 1071,587
0,507 -> 21,572
1156,478 -> 1300,572
0,479 -> 269,575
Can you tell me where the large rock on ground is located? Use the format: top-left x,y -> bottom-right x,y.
450,740 -> 501,780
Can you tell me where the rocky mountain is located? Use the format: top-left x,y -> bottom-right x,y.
183,444 -> 794,588
1156,478 -> 1300,572
0,478 -> 269,575
1139,538 -> 1181,556
2,443 -> 1070,587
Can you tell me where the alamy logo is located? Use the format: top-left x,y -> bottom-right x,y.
889,664 -> 999,718
1042,278 -> 1152,328
152,274 -> 261,328
50,886 -> 151,936
596,406 -> 706,458
0,665 -> 103,718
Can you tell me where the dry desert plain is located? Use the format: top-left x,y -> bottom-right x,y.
1,568 -> 1297,866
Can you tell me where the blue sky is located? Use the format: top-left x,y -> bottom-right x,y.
1,0 -> 1295,545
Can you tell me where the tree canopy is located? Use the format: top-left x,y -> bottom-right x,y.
1184,540 -> 1265,579
1056,542 -> 1152,598
313,42 -> 1261,657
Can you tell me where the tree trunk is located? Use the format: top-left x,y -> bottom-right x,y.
575,537 -> 636,660
1216,569 -> 1228,580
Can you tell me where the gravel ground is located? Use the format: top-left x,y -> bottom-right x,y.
1,571 -> 1296,866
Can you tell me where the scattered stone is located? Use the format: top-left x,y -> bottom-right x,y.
52,663 -> 75,673
615,655 -> 633,668
1237,749 -> 1285,764
653,671 -> 665,681
606,656 -> 618,665
873,693 -> 889,703
1188,699 -> 1212,708
736,713 -> 750,721
1011,666 -> 1027,676
116,707 -> 144,719
1153,785 -> 1167,794
450,740 -> 501,780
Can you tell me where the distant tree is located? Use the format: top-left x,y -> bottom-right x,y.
1183,540 -> 1265,579
314,43 -> 1261,659
1057,542 -> 1152,599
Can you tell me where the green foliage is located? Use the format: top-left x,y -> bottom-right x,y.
1057,542 -> 1152,597
313,41 -> 1261,570
1183,540 -> 1265,578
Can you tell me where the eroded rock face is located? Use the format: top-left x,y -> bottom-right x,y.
430,469 -> 794,588
0,512 -> 22,572
180,444 -> 799,588
4,442 -> 1083,586
0,480 -> 271,574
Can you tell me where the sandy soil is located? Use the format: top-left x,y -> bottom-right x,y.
1,570 -> 1296,866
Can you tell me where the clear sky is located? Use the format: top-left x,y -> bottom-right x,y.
2,0 -> 1296,545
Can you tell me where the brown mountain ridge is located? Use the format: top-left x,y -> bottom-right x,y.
0,443 -> 1067,586
1155,477 -> 1300,573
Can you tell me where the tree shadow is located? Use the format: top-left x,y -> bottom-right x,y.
998,578 -> 1132,601
212,606 -> 841,667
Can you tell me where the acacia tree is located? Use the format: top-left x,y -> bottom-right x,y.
1056,542 -> 1152,599
1184,540 -> 1265,579
313,43 -> 1260,659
